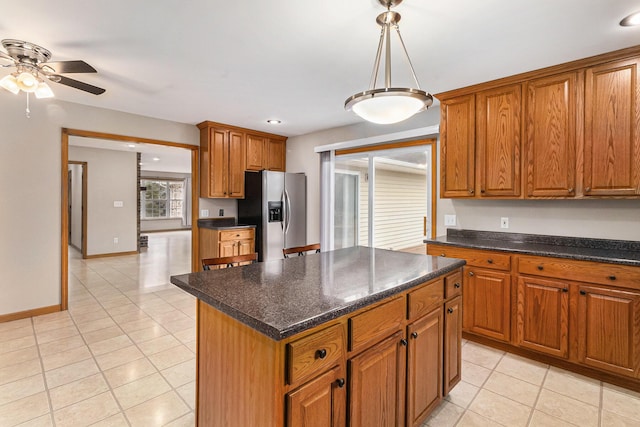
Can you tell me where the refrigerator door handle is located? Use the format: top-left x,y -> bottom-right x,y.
284,189 -> 291,235
280,191 -> 285,231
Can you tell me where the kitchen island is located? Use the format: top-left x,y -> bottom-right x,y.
170,246 -> 465,426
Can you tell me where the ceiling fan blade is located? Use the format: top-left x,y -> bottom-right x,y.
0,51 -> 14,64
45,60 -> 97,74
55,75 -> 106,95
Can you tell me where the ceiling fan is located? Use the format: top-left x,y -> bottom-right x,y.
0,39 -> 105,97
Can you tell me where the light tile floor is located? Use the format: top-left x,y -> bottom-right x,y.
1,231 -> 639,426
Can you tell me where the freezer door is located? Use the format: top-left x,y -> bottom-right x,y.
284,173 -> 307,249
263,171 -> 285,261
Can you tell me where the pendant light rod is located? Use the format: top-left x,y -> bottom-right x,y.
385,22 -> 392,88
395,26 -> 421,89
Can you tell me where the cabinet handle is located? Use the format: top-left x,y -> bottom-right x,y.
480,189 -> 485,194
440,253 -> 446,257
568,187 -> 574,193
336,378 -> 345,388
580,290 -> 586,295
400,339 -> 408,346
608,275 -> 616,281
447,307 -> 454,314
469,271 -> 475,277
562,288 -> 568,293
469,189 -> 474,194
315,349 -> 327,359
537,265 -> 544,271
454,283 -> 461,289
411,332 -> 418,339
487,259 -> 493,264
585,187 -> 591,192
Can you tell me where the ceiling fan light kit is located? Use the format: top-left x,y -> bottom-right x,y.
0,39 -> 105,116
345,0 -> 433,125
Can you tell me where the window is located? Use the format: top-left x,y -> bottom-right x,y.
141,179 -> 185,219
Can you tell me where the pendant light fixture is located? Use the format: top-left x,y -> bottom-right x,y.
345,0 -> 432,124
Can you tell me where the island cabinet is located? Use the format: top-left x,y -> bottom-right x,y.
192,268 -> 463,427
427,242 -> 640,389
437,45 -> 640,199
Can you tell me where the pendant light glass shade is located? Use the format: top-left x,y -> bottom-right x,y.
345,0 -> 432,124
0,74 -> 20,94
16,72 -> 38,92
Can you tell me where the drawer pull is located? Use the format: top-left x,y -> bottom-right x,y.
469,271 -> 475,277
336,378 -> 345,388
537,265 -> 544,271
315,349 -> 327,359
469,189 -> 474,194
400,339 -> 408,346
487,259 -> 493,264
411,332 -> 418,339
447,307 -> 454,314
562,288 -> 568,293
580,290 -> 586,296
608,275 -> 616,281
454,283 -> 461,289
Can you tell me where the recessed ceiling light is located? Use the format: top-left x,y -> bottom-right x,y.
127,144 -> 136,148
153,157 -> 160,161
620,11 -> 640,26
267,119 -> 282,124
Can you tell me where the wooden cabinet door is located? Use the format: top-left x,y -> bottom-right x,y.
219,240 -> 237,257
407,308 -> 442,427
440,94 -> 476,198
524,72 -> 579,197
463,267 -> 511,342
267,139 -> 286,171
286,366 -> 346,427
228,131 -> 246,198
237,239 -> 253,256
516,276 -> 569,358
577,284 -> 640,378
584,58 -> 640,196
207,128 -> 229,198
443,296 -> 462,396
476,84 -> 522,197
348,331 -> 405,427
246,134 -> 266,171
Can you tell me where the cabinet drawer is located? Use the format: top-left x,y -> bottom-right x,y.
427,245 -> 511,271
349,297 -> 405,353
219,229 -> 254,241
518,255 -> 640,289
408,279 -> 444,320
445,271 -> 463,299
287,324 -> 344,386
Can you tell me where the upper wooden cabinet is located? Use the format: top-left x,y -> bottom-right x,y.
198,121 -> 287,198
437,46 -> 640,199
246,134 -> 287,172
584,58 -> 640,196
476,84 -> 522,197
524,72 -> 579,197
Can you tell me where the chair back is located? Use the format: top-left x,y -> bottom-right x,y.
283,243 -> 321,259
202,253 -> 258,270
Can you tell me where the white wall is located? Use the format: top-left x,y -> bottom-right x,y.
0,98 -> 198,316
69,146 -> 138,255
287,106 -> 640,244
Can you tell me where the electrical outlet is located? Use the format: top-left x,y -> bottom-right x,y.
113,237 -> 119,244
501,217 -> 509,229
219,209 -> 224,216
444,214 -> 456,227
201,209 -> 209,217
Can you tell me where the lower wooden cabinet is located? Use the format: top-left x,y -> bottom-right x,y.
407,309 -> 442,427
577,284 -> 640,378
348,331 -> 405,427
199,228 -> 255,269
287,366 -> 346,427
443,296 -> 462,395
516,276 -> 570,359
463,267 -> 511,342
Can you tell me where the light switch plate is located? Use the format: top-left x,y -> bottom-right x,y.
201,209 -> 209,217
444,214 -> 456,227
113,201 -> 123,208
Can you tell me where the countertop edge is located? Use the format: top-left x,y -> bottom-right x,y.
171,258 -> 466,341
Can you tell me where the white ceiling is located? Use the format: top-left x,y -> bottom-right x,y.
2,1 -> 640,138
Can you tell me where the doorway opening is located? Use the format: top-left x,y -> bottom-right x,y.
61,128 -> 199,310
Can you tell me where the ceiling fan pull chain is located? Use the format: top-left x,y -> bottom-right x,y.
25,92 -> 30,118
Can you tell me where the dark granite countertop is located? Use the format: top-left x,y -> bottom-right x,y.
170,246 -> 465,340
425,229 -> 640,267
198,218 -> 256,230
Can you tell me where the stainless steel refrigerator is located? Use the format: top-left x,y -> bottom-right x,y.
238,171 -> 307,262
